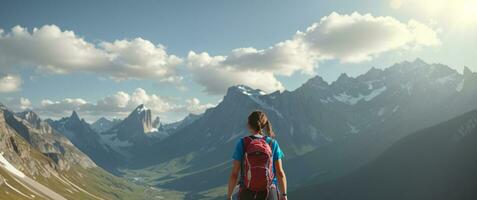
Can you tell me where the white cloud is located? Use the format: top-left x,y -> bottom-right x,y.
296,12 -> 441,63
100,38 -> 183,81
0,74 -> 22,93
0,25 -> 182,82
187,51 -> 285,94
95,91 -> 131,111
17,97 -> 32,110
4,97 -> 32,111
407,19 -> 441,46
187,12 -> 439,94
36,89 -> 173,118
128,88 -> 175,113
222,39 -> 316,76
0,14 -> 440,96
32,88 -> 211,122
39,98 -> 88,117
183,98 -> 214,115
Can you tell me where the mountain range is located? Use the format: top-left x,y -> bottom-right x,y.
49,111 -> 123,173
291,108 -> 477,200
100,59 -> 477,199
118,59 -> 477,199
1,59 -> 476,200
90,117 -> 121,133
0,104 -> 182,199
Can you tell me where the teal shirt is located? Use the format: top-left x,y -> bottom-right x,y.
232,135 -> 284,184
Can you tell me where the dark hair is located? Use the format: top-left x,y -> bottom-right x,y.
247,110 -> 275,137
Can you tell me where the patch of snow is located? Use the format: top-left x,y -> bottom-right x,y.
147,128 -> 158,133
237,85 -> 266,96
250,96 -> 283,118
0,152 -> 25,178
290,126 -> 295,136
334,86 -> 387,105
333,93 -> 358,105
456,79 -> 464,92
235,85 -> 283,118
320,97 -> 334,103
436,73 -> 458,84
364,86 -> 387,101
137,105 -> 149,113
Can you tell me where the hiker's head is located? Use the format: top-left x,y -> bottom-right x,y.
247,110 -> 275,137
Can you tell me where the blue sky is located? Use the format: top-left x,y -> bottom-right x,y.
0,0 -> 476,122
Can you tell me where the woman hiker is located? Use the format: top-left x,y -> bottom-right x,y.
226,110 -> 287,200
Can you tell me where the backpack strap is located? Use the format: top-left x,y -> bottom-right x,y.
266,136 -> 275,155
267,136 -> 274,148
239,136 -> 253,187
266,136 -> 276,184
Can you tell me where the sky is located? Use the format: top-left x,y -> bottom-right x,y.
0,0 -> 476,122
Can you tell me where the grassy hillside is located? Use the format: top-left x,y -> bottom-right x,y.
0,136 -> 184,200
0,107 -> 183,200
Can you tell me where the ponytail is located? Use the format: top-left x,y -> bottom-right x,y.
248,110 -> 275,138
265,121 -> 275,138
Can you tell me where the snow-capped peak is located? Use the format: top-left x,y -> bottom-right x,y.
134,104 -> 149,113
229,85 -> 267,97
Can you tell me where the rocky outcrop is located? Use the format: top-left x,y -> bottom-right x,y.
1,106 -> 95,173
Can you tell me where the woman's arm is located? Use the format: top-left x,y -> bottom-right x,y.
275,159 -> 287,199
227,160 -> 241,199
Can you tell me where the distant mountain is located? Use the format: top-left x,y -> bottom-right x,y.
49,111 -> 123,172
15,109 -> 42,128
285,60 -> 477,186
291,109 -> 477,200
97,105 -> 158,158
0,104 -> 167,199
158,113 -> 201,134
121,59 -> 477,199
152,116 -> 161,129
97,104 -> 186,161
91,117 -> 121,133
50,104 -> 203,172
7,108 -> 95,170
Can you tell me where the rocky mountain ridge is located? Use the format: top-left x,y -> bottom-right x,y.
118,59 -> 477,199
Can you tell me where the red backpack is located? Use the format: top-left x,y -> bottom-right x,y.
240,135 -> 274,192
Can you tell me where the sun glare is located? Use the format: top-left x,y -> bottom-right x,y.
458,0 -> 477,25
403,0 -> 477,28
